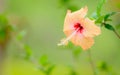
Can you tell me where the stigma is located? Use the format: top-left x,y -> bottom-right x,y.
74,23 -> 84,33
57,28 -> 79,46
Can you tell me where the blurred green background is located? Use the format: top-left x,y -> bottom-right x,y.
0,0 -> 120,75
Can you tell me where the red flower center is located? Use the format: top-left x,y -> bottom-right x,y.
74,23 -> 84,33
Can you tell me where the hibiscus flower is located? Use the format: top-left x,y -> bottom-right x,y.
58,6 -> 101,50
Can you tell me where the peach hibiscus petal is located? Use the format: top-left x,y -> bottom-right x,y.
79,37 -> 94,50
58,6 -> 101,50
71,6 -> 88,18
63,6 -> 88,32
63,10 -> 72,31
58,29 -> 79,46
71,34 -> 94,50
64,30 -> 74,37
83,18 -> 101,37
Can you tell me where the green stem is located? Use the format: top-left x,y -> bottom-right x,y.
72,56 -> 79,75
87,50 -> 97,75
0,46 -> 6,75
12,34 -> 48,74
101,18 -> 120,40
113,30 -> 120,39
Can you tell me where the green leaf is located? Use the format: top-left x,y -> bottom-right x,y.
24,44 -> 32,59
66,42 -> 74,49
106,19 -> 112,21
72,46 -> 82,58
68,66 -> 77,75
0,15 -> 8,31
16,30 -> 26,41
97,0 -> 107,17
39,55 -> 49,66
46,65 -> 55,74
117,3 -> 120,8
7,25 -> 17,32
70,70 -> 77,75
68,5 -> 78,12
60,0 -> 70,7
104,24 -> 115,31
59,42 -> 74,50
97,61 -> 108,71
0,30 -> 6,42
60,0 -> 70,4
95,15 -> 104,23
104,12 -> 117,21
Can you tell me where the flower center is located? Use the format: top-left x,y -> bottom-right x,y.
74,23 -> 84,33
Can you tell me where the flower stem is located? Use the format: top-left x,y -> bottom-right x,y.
113,30 -> 120,39
11,33 -> 47,74
87,50 -> 97,75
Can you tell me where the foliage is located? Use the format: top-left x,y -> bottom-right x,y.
1,0 -> 120,75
